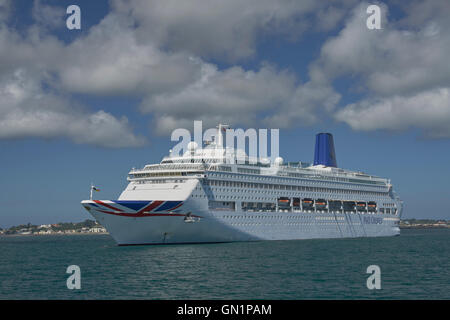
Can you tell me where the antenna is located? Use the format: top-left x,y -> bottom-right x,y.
216,123 -> 229,148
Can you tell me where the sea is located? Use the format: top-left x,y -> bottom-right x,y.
0,228 -> 448,300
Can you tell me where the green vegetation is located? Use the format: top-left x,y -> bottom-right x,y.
54,219 -> 97,231
1,218 -> 448,235
399,219 -> 449,228
1,219 -> 104,235
401,219 -> 448,224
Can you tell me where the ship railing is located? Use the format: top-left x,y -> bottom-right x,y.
278,167 -> 387,184
130,163 -> 210,173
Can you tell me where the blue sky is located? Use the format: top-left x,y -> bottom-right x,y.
1,0 -> 450,227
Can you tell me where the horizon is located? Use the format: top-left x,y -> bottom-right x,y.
2,217 -> 449,231
1,0 -> 450,227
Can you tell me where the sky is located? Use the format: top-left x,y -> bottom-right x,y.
1,0 -> 450,227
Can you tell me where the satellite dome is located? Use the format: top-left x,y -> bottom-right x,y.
274,157 -> 284,166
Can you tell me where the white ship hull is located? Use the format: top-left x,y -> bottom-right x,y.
80,127 -> 402,246
81,200 -> 400,245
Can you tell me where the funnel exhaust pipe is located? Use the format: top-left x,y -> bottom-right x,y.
314,133 -> 337,167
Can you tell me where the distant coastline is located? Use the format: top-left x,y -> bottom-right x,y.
399,219 -> 449,229
1,219 -> 448,237
0,219 -> 108,236
0,232 -> 109,238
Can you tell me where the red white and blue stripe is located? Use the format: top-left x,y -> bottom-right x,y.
89,200 -> 186,217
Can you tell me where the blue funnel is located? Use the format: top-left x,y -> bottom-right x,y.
314,133 -> 337,167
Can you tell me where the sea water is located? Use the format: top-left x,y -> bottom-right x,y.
0,229 -> 448,299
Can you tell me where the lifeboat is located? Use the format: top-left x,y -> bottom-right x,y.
315,199 -> 327,212
356,202 -> 367,211
302,198 -> 314,209
367,201 -> 377,212
277,197 -> 290,208
315,200 -> 326,206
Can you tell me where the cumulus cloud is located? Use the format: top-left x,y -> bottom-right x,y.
0,69 -> 146,147
263,82 -> 341,129
110,0 -> 358,61
308,1 -> 450,138
391,0 -> 450,30
32,0 -> 65,29
140,61 -> 339,134
0,0 -> 11,22
0,22 -> 64,78
40,5 -> 339,135
312,2 -> 450,96
58,14 -> 200,96
141,63 -> 295,129
335,87 -> 450,138
0,4 -> 146,147
4,0 -> 450,144
0,0 -> 353,145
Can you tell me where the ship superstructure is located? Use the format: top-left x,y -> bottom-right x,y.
81,125 -> 402,245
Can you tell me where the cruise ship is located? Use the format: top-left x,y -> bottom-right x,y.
81,125 -> 403,245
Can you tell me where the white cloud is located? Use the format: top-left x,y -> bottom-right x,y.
141,62 -> 295,120
263,82 -> 341,129
308,1 -> 450,138
335,87 -> 450,138
313,2 -> 450,96
0,0 -> 352,144
58,13 -> 201,96
0,69 -> 146,147
0,23 -> 64,76
140,61 -> 339,134
29,6 -> 339,135
110,0 -> 357,61
6,0 -> 450,144
392,0 -> 450,30
32,0 -> 65,30
0,0 -> 11,22
0,10 -> 146,147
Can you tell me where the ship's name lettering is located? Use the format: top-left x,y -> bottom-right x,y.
363,216 -> 383,224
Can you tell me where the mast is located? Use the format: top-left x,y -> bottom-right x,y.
216,123 -> 229,149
